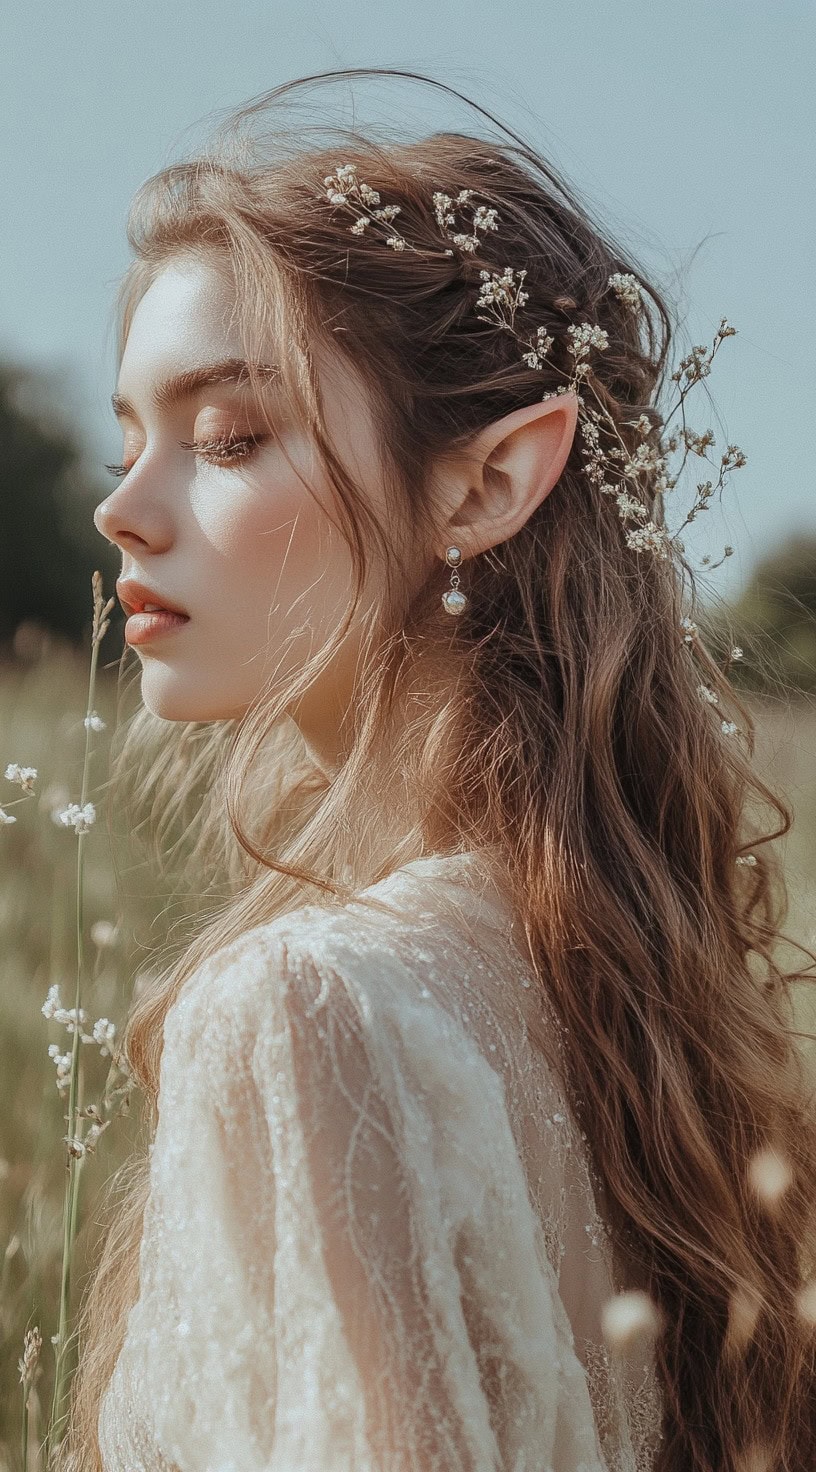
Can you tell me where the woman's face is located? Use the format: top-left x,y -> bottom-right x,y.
95,256 -> 420,770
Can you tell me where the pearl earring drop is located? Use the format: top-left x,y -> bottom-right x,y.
442,546 -> 468,616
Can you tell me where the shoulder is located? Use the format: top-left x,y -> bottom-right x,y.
163,869 -> 455,1053
162,867 -> 510,1109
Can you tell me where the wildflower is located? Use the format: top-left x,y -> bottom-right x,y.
84,1119 -> 110,1154
601,1289 -> 662,1349
83,710 -> 106,732
607,272 -> 643,310
90,919 -> 118,949
566,321 -> 610,360
474,267 -> 530,313
736,854 -> 757,866
680,617 -> 698,643
4,763 -> 37,792
521,326 -> 554,369
0,807 -> 16,824
56,801 -> 96,834
18,1326 -> 42,1388
624,522 -> 671,559
731,646 -> 743,660
681,428 -> 716,455
316,171 -> 744,579
41,984 -> 88,1034
698,684 -> 719,705
47,1044 -> 73,1096
614,491 -> 649,524
671,344 -> 712,387
92,1017 -> 116,1057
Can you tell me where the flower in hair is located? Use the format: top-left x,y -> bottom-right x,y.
608,272 -> 644,310
320,163 -> 747,584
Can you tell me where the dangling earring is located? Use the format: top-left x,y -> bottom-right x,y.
441,545 -> 468,616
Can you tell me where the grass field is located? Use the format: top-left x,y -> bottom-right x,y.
0,644 -> 814,1465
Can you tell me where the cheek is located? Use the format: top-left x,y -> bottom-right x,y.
193,472 -> 355,637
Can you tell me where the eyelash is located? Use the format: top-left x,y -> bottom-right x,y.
104,433 -> 267,479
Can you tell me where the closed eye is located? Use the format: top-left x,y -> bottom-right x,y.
104,433 -> 270,478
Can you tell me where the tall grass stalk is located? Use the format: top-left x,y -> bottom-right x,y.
43,574 -> 114,1466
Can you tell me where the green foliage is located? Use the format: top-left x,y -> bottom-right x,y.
0,363 -> 119,648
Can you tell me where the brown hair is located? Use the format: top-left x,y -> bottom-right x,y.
60,68 -> 816,1471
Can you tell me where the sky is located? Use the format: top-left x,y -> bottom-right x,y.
2,0 -> 814,603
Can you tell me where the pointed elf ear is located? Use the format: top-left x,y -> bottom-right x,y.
442,392 -> 579,556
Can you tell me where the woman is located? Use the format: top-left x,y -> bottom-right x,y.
61,68 -> 816,1471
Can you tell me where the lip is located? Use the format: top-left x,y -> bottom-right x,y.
125,610 -> 190,647
116,578 -> 189,620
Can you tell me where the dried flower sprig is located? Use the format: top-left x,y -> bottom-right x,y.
19,1324 -> 42,1471
321,162 -> 747,575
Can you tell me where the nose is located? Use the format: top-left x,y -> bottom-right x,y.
93,472 -> 173,553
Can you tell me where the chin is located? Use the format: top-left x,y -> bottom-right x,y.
138,665 -> 245,723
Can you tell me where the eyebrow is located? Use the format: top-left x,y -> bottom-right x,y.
111,358 -> 281,421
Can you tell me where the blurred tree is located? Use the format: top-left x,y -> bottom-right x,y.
0,361 -> 120,648
704,534 -> 816,695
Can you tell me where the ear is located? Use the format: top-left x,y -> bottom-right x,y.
437,392 -> 579,557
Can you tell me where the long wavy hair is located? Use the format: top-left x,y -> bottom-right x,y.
60,68 -> 816,1471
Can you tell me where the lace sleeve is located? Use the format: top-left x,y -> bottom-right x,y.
100,922 -> 614,1471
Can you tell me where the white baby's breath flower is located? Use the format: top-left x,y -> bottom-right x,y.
736,854 -> 757,867
41,983 -> 88,1033
567,322 -> 610,360
47,1044 -> 73,1095
385,236 -> 406,251
698,684 -> 719,705
608,272 -> 643,310
4,763 -> 37,792
721,720 -> 739,736
614,492 -> 649,523
521,326 -> 554,368
679,617 -> 698,643
0,808 -> 16,825
63,1136 -> 87,1160
731,646 -> 743,660
41,984 -> 62,1020
91,1017 -> 116,1057
56,801 -> 96,834
83,711 -> 106,732
624,522 -> 671,559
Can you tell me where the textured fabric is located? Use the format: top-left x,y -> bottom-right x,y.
98,849 -> 664,1471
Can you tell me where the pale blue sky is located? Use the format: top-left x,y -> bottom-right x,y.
2,0 -> 814,601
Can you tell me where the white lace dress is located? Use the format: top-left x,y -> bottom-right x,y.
98,850 -> 664,1471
